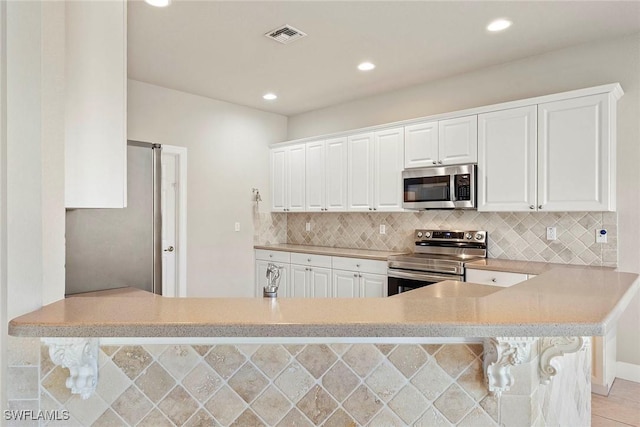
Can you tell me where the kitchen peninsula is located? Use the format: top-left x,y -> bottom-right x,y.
9,266 -> 638,427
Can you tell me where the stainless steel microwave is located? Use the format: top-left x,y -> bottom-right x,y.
402,164 -> 476,210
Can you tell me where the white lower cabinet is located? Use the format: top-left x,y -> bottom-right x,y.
255,251 -> 387,298
291,264 -> 332,298
465,269 -> 528,287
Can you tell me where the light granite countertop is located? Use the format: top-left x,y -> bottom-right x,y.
9,266 -> 638,339
254,243 -> 406,260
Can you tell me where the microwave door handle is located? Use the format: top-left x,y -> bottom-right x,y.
450,174 -> 456,202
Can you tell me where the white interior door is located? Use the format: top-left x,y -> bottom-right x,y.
161,153 -> 178,296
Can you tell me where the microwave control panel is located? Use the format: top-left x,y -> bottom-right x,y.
455,174 -> 471,201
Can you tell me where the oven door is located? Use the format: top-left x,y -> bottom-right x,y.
387,269 -> 461,296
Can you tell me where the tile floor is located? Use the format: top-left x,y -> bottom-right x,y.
592,379 -> 640,426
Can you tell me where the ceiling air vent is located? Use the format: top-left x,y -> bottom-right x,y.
265,25 -> 307,45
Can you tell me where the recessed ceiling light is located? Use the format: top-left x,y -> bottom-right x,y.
358,62 -> 376,71
145,0 -> 171,7
487,18 -> 512,32
263,93 -> 278,101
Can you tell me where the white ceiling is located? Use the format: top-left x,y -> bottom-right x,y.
128,1 -> 640,116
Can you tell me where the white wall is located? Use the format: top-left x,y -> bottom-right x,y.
288,33 -> 640,366
128,80 -> 287,297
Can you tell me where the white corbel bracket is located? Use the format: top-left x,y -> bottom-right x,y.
483,337 -> 536,396
539,337 -> 586,384
42,338 -> 99,400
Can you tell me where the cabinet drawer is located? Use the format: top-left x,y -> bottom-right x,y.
290,252 -> 332,268
255,249 -> 290,263
465,269 -> 527,287
332,257 -> 387,275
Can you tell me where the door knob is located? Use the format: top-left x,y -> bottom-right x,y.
164,246 -> 174,252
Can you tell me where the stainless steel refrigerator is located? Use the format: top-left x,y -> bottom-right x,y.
65,141 -> 163,295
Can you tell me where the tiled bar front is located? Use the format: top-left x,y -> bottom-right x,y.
8,337 -> 590,427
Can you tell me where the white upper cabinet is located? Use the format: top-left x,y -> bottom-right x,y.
347,132 -> 375,211
404,116 -> 477,168
305,141 -> 325,212
479,92 -> 618,212
478,106 -> 537,211
438,115 -> 478,165
325,137 -> 349,211
538,93 -> 615,211
271,147 -> 287,211
374,127 -> 405,211
404,121 -> 438,168
348,128 -> 404,212
270,144 -> 306,212
65,0 -> 127,208
305,137 -> 348,212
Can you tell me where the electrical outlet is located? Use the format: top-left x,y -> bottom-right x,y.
379,224 -> 386,235
596,229 -> 608,243
234,222 -> 240,232
305,222 -> 311,232
546,227 -> 557,241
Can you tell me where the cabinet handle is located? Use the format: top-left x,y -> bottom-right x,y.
432,161 -> 437,165
368,208 -> 372,211
529,205 -> 535,210
307,258 -> 311,262
491,278 -> 497,283
353,273 -> 358,277
538,205 -> 543,210
356,264 -> 360,268
373,208 -> 377,211
438,160 -> 443,164
269,254 -> 273,258
359,274 -> 362,278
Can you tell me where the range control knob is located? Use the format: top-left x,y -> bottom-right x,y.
465,233 -> 473,240
475,233 -> 484,241
424,231 -> 431,238
417,231 -> 423,238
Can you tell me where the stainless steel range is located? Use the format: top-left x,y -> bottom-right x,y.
387,229 -> 487,295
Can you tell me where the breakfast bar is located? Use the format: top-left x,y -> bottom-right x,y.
9,267 -> 639,426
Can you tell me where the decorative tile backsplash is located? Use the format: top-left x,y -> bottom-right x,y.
281,211 -> 617,267
35,342 -> 497,426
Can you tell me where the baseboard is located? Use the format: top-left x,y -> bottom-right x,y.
616,361 -> 640,383
591,382 -> 611,396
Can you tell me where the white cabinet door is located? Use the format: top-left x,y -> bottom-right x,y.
478,106 -> 537,212
65,0 -> 127,208
374,127 -> 404,211
305,141 -> 325,212
325,137 -> 348,211
360,273 -> 387,297
347,133 -> 375,211
287,144 -> 306,211
310,267 -> 332,298
290,265 -> 311,298
332,270 -> 360,298
438,116 -> 478,165
404,122 -> 439,168
271,148 -> 287,211
538,93 -> 614,211
255,260 -> 290,297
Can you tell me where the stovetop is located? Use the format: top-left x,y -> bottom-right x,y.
388,229 -> 488,274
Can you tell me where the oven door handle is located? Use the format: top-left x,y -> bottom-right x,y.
387,270 -> 460,283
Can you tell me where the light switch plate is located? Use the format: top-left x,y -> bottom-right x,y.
234,222 -> 240,232
379,224 -> 386,235
305,222 -> 311,232
546,227 -> 557,241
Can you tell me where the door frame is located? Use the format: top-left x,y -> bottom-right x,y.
161,144 -> 188,297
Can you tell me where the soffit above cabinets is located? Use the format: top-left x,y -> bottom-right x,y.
127,1 -> 640,116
